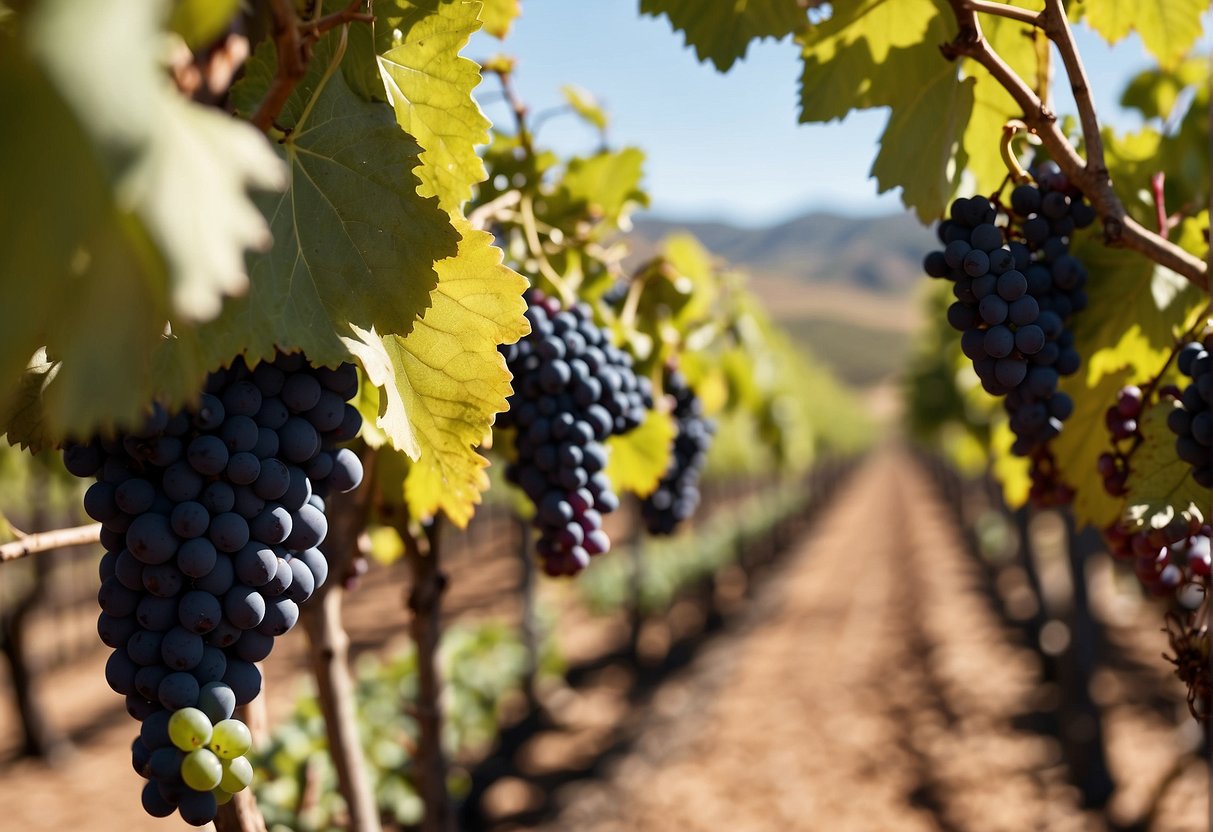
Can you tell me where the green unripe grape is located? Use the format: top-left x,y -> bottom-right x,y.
209,718 -> 252,759
213,788 -> 234,806
168,708 -> 213,752
181,748 -> 223,792
219,755 -> 254,793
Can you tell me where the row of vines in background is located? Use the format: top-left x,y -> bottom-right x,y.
0,1 -> 873,830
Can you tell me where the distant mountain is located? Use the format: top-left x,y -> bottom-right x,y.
628,210 -> 936,296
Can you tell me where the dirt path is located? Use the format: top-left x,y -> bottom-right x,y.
0,449 -> 1207,831
530,449 -> 1205,832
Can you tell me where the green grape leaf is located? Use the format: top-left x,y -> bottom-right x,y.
871,68 -> 971,222
1077,0 -> 1206,71
357,223 -> 529,527
799,0 -> 1042,219
605,408 -> 677,498
377,0 -> 491,212
479,0 -> 521,39
552,148 -> 648,227
1123,399 -> 1207,532
640,0 -> 806,71
0,0 -> 285,443
222,31 -> 460,372
1051,365 -> 1132,529
30,0 -> 285,322
1120,58 -> 1208,121
561,84 -> 609,132
1068,233 -> 1204,384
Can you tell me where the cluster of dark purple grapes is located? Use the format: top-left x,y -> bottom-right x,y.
63,352 -> 364,825
497,289 -> 652,576
1104,518 -> 1210,604
1168,336 -> 1213,488
924,162 -> 1092,456
640,369 -> 713,535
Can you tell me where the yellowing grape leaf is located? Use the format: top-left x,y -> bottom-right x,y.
377,0 -> 491,211
1077,0 -> 1206,71
169,0 -> 241,49
605,408 -> 677,498
1123,399 -> 1207,532
479,0 -> 520,39
555,148 -> 649,226
562,84 -> 609,132
641,0 -> 807,71
991,421 -> 1031,508
367,223 -> 528,527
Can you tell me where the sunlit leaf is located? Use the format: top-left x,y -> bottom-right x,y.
377,0 -> 491,211
1077,0 -> 1206,71
605,408 -> 677,498
1123,398 -> 1206,531
641,0 -> 806,71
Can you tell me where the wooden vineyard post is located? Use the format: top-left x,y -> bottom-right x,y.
299,450 -> 382,832
515,514 -> 541,712
404,517 -> 454,832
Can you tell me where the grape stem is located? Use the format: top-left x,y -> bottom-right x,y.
248,0 -> 374,134
1151,172 -> 1169,240
999,120 -> 1033,184
0,522 -> 101,563
943,0 -> 1209,290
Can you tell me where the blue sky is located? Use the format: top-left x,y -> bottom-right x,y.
471,2 -> 1201,227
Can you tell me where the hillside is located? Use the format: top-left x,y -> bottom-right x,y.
629,211 -> 935,295
628,211 -> 936,390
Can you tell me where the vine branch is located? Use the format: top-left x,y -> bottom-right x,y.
249,0 -> 373,134
943,0 -> 1209,290
963,0 -> 1042,27
0,523 -> 101,563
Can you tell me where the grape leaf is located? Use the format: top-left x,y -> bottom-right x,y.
1123,399 -> 1207,532
799,0 -> 1042,219
29,0 -> 285,322
377,0 -> 491,212
1049,231 -> 1202,528
1077,0 -> 1206,71
640,0 -> 807,71
169,0 -> 241,49
223,31 -> 460,375
1050,366 -> 1132,529
871,67 -> 971,221
605,408 -> 677,498
562,84 -> 609,132
991,421 -> 1031,507
550,148 -> 649,227
0,1 -> 284,443
356,223 -> 529,527
1067,233 -> 1204,384
1120,58 -> 1208,121
479,0 -> 521,39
